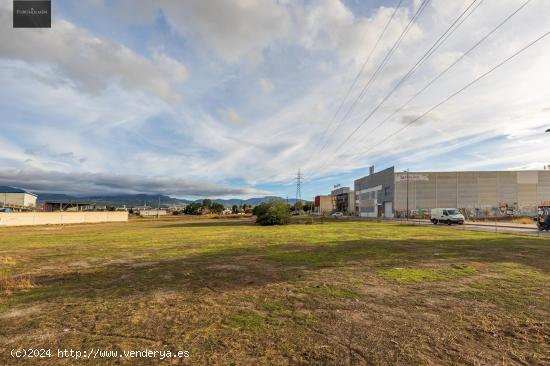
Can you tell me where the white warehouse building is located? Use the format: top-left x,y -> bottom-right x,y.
0,186 -> 38,209
354,167 -> 550,219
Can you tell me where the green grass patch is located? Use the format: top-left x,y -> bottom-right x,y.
381,264 -> 476,284
225,310 -> 265,330
300,285 -> 359,299
260,300 -> 287,313
458,263 -> 549,310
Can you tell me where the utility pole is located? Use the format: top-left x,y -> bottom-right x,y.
406,169 -> 409,221
295,169 -> 303,204
157,196 -> 160,219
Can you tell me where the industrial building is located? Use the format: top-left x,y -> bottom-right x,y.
355,167 -> 550,218
43,201 -> 96,212
0,186 -> 37,210
331,187 -> 355,214
313,195 -> 332,216
138,209 -> 167,217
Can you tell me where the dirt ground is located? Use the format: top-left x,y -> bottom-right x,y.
1,216 -> 549,365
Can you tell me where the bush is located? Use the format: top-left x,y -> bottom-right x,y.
254,201 -> 290,226
183,202 -> 202,215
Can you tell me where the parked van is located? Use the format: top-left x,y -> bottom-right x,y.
430,208 -> 465,225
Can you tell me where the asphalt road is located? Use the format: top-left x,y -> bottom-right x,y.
347,216 -> 550,238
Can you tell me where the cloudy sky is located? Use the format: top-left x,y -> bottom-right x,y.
1,0 -> 549,199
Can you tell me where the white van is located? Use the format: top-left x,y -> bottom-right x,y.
430,208 -> 465,225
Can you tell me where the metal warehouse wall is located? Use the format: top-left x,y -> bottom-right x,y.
394,171 -> 550,217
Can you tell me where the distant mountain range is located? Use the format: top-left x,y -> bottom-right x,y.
36,193 -> 307,207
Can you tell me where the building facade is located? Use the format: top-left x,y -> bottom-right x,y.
0,186 -> 37,209
43,201 -> 95,212
313,195 -> 333,216
354,167 -> 550,218
139,209 -> 167,217
330,187 -> 355,214
354,167 -> 395,218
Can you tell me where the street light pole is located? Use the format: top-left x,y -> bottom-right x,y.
406,169 -> 409,221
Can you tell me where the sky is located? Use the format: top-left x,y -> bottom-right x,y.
1,0 -> 549,199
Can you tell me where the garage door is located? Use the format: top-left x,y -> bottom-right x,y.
384,202 -> 393,218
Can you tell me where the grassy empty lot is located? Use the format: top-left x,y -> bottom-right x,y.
1,216 -> 549,365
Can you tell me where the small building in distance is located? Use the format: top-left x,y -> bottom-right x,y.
0,186 -> 38,210
43,201 -> 96,212
138,209 -> 167,217
331,187 -> 356,215
313,195 -> 333,216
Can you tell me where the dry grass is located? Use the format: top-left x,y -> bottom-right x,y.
0,216 -> 548,365
512,217 -> 537,225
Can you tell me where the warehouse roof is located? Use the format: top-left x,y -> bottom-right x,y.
0,186 -> 38,197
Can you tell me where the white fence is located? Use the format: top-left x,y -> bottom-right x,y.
0,211 -> 128,227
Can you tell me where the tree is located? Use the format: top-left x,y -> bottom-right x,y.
254,201 -> 290,226
210,202 -> 225,214
292,201 -> 304,212
232,204 -> 239,214
303,202 -> 313,212
252,203 -> 267,217
202,199 -> 212,209
184,202 -> 202,215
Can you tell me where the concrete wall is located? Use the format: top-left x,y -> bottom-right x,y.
0,211 -> 128,227
0,192 -> 37,207
394,170 -> 550,217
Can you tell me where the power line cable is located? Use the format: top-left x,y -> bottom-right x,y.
313,0 -> 532,174
328,0 -> 485,155
316,0 -> 431,155
342,0 -> 486,128
361,29 -> 550,158
315,0 -> 404,151
357,0 -> 530,140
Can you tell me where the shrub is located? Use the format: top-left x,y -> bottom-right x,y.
255,201 -> 290,226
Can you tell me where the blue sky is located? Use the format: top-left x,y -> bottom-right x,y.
1,0 -> 550,199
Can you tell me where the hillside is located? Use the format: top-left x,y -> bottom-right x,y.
36,193 -> 308,207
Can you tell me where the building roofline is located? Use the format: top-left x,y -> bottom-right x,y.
393,170 -> 549,174
0,186 -> 38,196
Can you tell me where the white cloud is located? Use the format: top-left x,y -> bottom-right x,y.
221,108 -> 242,124
2,0 -> 550,198
0,167 -> 269,198
258,78 -> 274,93
0,4 -> 187,104
158,0 -> 290,63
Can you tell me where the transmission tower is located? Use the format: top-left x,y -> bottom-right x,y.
295,169 -> 303,204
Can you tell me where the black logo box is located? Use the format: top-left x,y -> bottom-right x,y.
13,0 -> 51,28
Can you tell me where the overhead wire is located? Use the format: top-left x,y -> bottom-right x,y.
315,0 -> 432,156
313,0 -> 534,174
360,29 -> 550,158
314,0 -> 405,153
328,0 -> 485,155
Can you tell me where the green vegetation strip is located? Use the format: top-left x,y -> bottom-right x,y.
381,265 -> 476,283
